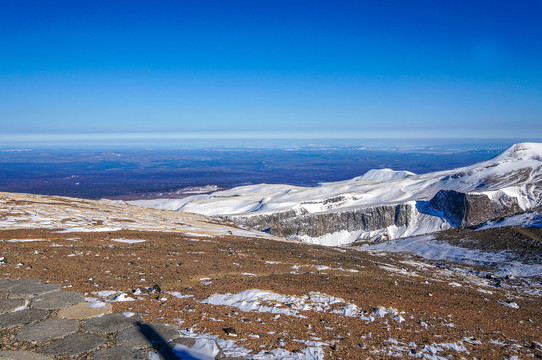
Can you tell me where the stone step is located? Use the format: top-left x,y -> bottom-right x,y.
40,333 -> 108,357
0,278 -> 236,359
5,280 -> 61,300
84,312 -> 144,333
115,322 -> 180,349
89,346 -> 150,360
15,319 -> 79,343
30,291 -> 84,310
0,309 -> 50,329
0,298 -> 26,314
56,301 -> 113,319
0,350 -> 53,360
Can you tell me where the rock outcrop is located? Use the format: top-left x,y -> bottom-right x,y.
0,278 -> 230,360
231,203 -> 416,238
428,190 -> 524,228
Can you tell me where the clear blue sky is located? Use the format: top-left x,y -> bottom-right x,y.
1,0 -> 541,144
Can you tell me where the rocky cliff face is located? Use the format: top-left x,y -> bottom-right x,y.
230,189 -> 534,242
428,190 -> 527,228
230,203 -> 416,239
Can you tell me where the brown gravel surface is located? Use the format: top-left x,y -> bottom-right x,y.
1,227 -> 541,359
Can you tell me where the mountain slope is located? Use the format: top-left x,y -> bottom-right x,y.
0,191 -> 274,240
132,143 -> 542,245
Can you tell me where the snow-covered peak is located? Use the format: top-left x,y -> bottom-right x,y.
131,142 -> 542,233
355,169 -> 415,182
491,142 -> 542,162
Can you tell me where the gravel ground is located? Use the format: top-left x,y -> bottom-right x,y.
1,227 -> 541,359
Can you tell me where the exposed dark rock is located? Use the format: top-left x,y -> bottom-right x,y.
223,326 -> 238,336
428,190 -> 524,227
230,203 -> 415,239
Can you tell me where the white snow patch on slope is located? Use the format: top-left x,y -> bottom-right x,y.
172,338 -> 219,360
111,238 -> 147,244
167,291 -> 194,299
298,230 -> 364,246
359,235 -> 542,277
356,168 -> 415,182
58,226 -> 123,233
5,239 -> 47,243
179,328 -> 326,360
477,212 -> 542,230
201,289 -> 404,322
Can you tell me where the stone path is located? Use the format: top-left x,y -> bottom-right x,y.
0,279 -> 242,360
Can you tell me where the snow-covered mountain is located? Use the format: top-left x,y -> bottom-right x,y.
131,143 -> 542,246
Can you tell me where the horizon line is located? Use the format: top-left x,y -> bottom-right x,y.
2,132 -> 541,142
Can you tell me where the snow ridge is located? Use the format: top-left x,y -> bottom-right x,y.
131,143 -> 542,246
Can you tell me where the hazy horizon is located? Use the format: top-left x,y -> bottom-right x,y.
2,134 -> 541,150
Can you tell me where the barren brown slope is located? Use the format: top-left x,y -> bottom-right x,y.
0,192 -> 541,359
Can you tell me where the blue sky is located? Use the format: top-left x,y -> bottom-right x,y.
1,0 -> 541,144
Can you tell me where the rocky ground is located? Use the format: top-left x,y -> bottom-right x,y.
0,192 -> 541,359
1,278 -> 230,360
434,226 -> 542,263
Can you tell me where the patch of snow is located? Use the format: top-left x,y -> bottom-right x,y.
5,239 -> 47,243
359,235 -> 542,277
111,238 -> 147,244
477,212 -> 542,230
93,290 -> 118,297
172,338 -> 219,360
498,301 -> 520,309
167,291 -> 194,299
182,232 -> 214,238
298,230 -> 364,246
58,226 -> 123,233
477,288 -> 493,294
87,300 -> 107,309
489,339 -> 507,346
11,300 -> 30,312
108,293 -> 135,302
356,168 -> 415,182
201,289 -> 404,323
438,342 -> 467,352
